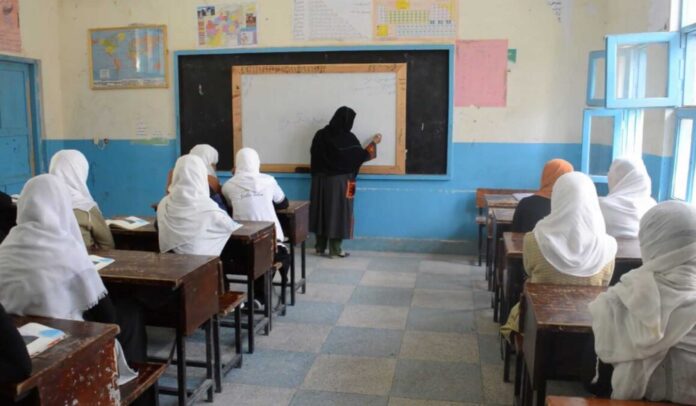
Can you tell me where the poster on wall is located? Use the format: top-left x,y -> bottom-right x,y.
0,0 -> 21,53
89,25 -> 168,90
455,40 -> 508,108
197,3 -> 258,47
373,0 -> 457,40
292,0 -> 371,41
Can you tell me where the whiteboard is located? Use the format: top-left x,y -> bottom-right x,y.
232,63 -> 407,174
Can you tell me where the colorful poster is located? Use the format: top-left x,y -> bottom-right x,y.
197,3 -> 258,47
373,0 -> 457,40
89,25 -> 168,89
292,0 -> 371,41
455,40 -> 508,108
0,0 -> 21,53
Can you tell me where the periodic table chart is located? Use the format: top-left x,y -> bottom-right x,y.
374,0 -> 457,40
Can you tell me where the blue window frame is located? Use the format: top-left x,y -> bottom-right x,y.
672,109 -> 696,201
605,32 -> 682,108
581,108 -> 623,183
586,50 -> 606,106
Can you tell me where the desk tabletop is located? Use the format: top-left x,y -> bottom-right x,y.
276,200 -> 309,215
231,220 -> 275,240
504,233 -> 641,262
109,216 -> 156,234
491,208 -> 515,224
9,316 -> 119,397
525,284 -> 606,332
484,194 -> 519,209
91,248 -> 218,288
503,232 -> 525,258
546,396 -> 672,406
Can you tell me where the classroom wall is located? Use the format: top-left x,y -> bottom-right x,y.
6,0 -> 675,253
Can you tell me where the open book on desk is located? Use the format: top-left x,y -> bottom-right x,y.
90,255 -> 115,271
106,216 -> 149,230
19,322 -> 66,357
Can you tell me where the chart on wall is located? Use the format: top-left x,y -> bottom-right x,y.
0,0 -> 21,53
196,3 -> 258,47
292,0 -> 371,41
373,0 -> 457,40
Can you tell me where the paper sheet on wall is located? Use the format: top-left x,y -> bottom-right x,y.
197,2 -> 258,47
0,0 -> 21,53
373,0 -> 456,40
292,0 -> 371,41
455,40 -> 508,108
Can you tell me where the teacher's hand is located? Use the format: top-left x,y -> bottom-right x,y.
372,133 -> 383,144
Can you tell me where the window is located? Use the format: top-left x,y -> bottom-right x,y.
605,32 -> 681,108
581,109 -> 623,182
683,0 -> 696,28
672,110 -> 696,201
586,50 -> 606,106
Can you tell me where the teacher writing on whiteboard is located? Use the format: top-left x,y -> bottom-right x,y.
310,106 -> 382,258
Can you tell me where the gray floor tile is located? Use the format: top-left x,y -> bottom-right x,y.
481,364 -> 514,405
321,326 -> 403,357
282,301 -> 344,325
361,271 -> 417,289
315,255 -> 372,270
309,268 -> 365,285
406,307 -> 475,333
350,286 -> 414,306
475,309 -> 500,335
399,331 -> 479,363
298,283 -> 355,304
367,257 -> 421,273
418,260 -> 472,276
388,398 -> 479,406
337,304 -> 409,330
412,289 -> 474,310
391,359 -> 483,402
224,350 -> 316,388
478,334 -> 503,365
210,383 -> 295,406
415,273 -> 472,290
256,322 -> 333,353
473,290 -> 493,310
291,390 -> 389,406
302,354 -> 397,396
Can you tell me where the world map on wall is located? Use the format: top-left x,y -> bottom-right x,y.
90,26 -> 167,89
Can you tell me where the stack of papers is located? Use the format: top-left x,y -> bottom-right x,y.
106,216 -> 149,230
513,193 -> 533,201
90,255 -> 115,271
19,322 -> 66,357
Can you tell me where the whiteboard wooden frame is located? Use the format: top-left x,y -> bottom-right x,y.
231,63 -> 407,174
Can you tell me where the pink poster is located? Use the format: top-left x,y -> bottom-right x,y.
0,0 -> 21,53
455,39 -> 508,107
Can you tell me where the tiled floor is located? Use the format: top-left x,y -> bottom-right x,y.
155,250 -> 515,405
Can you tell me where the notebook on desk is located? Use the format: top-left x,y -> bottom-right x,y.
90,255 -> 115,271
19,322 -> 66,357
513,193 -> 533,201
106,216 -> 149,230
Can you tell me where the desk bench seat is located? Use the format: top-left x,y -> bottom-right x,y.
119,362 -> 166,405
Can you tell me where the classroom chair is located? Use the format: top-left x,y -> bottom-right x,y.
119,362 -> 166,405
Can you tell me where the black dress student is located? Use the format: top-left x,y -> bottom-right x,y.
0,191 -> 14,243
309,106 -> 381,257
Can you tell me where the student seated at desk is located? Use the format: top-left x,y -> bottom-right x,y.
0,191 -> 12,243
599,157 -> 656,239
501,172 -> 617,340
166,144 -> 227,211
511,159 -> 573,233
49,150 -> 115,249
222,148 -> 290,306
158,155 -> 241,256
589,201 -> 696,404
0,175 -> 146,366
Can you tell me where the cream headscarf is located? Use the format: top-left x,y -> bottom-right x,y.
189,144 -> 219,177
589,201 -> 696,399
157,155 -> 239,254
49,150 -> 98,212
599,158 -> 656,238
533,172 -> 617,277
226,148 -> 275,193
0,175 -> 107,320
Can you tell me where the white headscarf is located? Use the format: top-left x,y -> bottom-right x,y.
589,201 -> 696,399
599,158 -> 656,238
48,149 -> 98,212
533,172 -> 617,277
226,148 -> 276,193
0,175 -> 107,321
189,144 -> 219,177
157,155 -> 239,254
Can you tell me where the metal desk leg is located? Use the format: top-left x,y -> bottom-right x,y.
265,270 -> 272,334
301,241 -> 306,294
205,320 -> 213,402
213,315 -> 222,393
290,243 -> 296,305
247,278 -> 255,354
176,327 -> 187,405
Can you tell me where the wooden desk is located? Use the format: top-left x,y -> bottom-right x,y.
489,208 -> 515,321
612,238 -> 642,285
109,216 -> 159,252
484,194 -> 520,209
276,200 -> 309,305
546,397 -> 672,406
4,316 -> 119,405
501,232 -> 525,324
521,284 -> 606,406
94,249 -> 219,406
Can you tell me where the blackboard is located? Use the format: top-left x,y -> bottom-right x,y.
178,49 -> 450,175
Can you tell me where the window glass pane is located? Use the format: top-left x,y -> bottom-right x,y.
684,0 -> 696,27
685,33 -> 696,106
616,43 -> 668,100
589,116 -> 615,177
593,56 -> 605,101
673,118 -> 693,200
